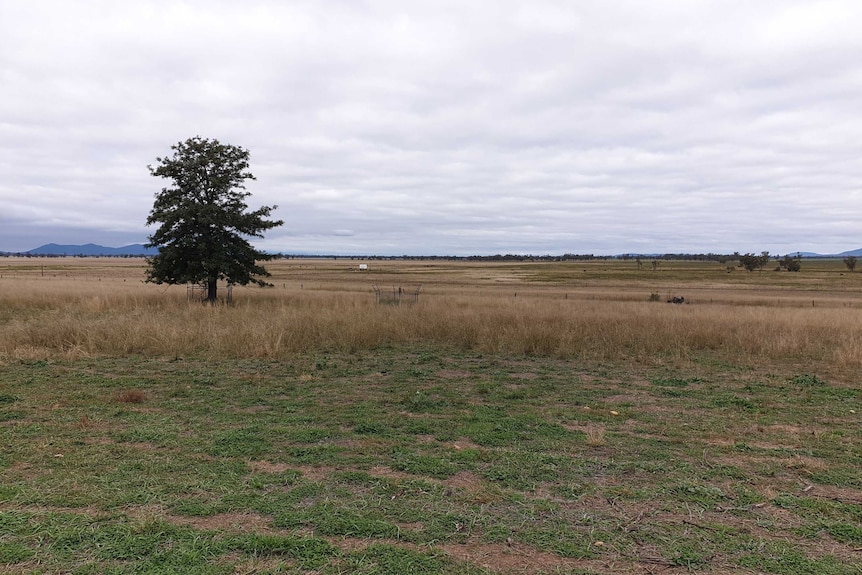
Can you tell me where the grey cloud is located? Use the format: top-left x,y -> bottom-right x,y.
2,1 -> 862,256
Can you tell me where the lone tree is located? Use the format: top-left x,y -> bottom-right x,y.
780,253 -> 802,272
145,136 -> 283,302
844,256 -> 857,272
737,251 -> 770,273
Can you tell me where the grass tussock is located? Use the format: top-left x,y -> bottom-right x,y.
583,423 -> 606,446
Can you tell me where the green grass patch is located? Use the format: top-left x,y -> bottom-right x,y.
1,352 -> 859,573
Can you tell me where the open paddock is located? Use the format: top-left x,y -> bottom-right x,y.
1,256 -> 861,574
1,257 -> 862,374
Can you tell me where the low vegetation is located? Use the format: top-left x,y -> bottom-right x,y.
1,257 -> 860,573
2,258 -> 862,372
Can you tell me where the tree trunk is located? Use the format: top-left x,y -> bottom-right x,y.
207,278 -> 218,303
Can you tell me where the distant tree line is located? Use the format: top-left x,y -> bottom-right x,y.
0,253 -> 149,258
3,252 -> 859,272
269,254 -> 607,262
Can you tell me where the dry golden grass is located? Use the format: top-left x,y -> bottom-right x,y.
2,257 -> 862,373
582,423 -> 607,446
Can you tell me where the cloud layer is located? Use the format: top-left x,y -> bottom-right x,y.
2,1 -> 862,254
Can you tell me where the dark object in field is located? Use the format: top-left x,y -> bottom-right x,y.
668,296 -> 685,304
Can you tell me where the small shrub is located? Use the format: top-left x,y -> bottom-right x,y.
407,390 -> 446,412
711,393 -> 757,411
115,390 -> 146,404
790,374 -> 826,387
669,544 -> 710,568
651,377 -> 691,388
584,424 -> 606,446
648,293 -> 661,302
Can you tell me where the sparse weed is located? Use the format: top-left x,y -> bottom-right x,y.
583,423 -> 606,446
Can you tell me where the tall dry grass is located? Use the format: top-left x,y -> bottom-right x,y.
2,275 -> 862,371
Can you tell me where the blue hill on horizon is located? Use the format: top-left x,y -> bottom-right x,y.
21,243 -> 159,256
796,248 -> 862,258
5,243 -> 862,258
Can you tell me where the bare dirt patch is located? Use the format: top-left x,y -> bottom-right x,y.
800,483 -> 862,505
126,504 -> 275,533
603,393 -> 644,405
781,454 -> 830,474
449,437 -> 482,451
227,556 -> 288,573
444,471 -> 502,503
445,470 -> 484,492
170,511 -> 273,532
295,464 -> 336,481
247,460 -> 293,474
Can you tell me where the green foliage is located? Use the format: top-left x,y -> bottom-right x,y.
145,136 -> 283,301
390,448 -> 459,478
0,541 -> 34,564
669,481 -> 727,507
737,251 -> 770,272
843,255 -> 857,272
338,544 -> 450,575
668,543 -> 711,568
790,373 -> 827,387
737,542 -> 853,574
209,426 -> 270,458
227,533 -> 336,568
710,393 -> 758,411
780,253 -> 802,272
354,421 -> 389,435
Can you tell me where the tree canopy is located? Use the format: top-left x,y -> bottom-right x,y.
737,251 -> 770,273
145,136 -> 283,302
780,253 -> 802,272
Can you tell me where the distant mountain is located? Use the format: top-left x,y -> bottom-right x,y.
25,243 -> 158,256
793,249 -> 862,258
10,243 -> 862,258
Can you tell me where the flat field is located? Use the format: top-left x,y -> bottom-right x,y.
0,257 -> 860,574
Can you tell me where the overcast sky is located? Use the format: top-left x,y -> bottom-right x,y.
2,1 -> 861,255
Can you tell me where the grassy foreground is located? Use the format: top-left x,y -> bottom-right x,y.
0,258 -> 861,573
2,352 -> 861,574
